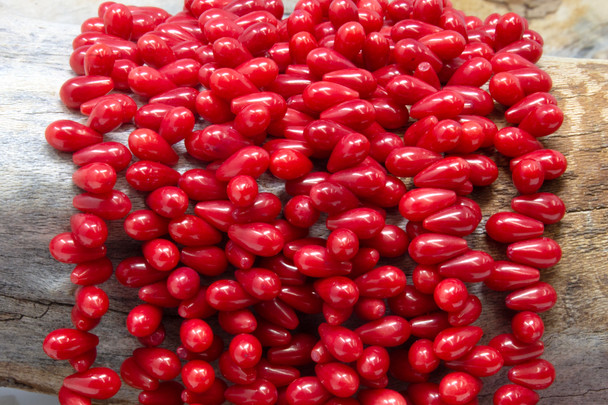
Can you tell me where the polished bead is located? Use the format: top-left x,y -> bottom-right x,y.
326,208 -> 385,240
71,257 -> 113,286
410,90 -> 464,120
60,76 -> 114,109
434,278 -> 468,312
294,245 -> 352,277
355,315 -> 411,347
439,371 -> 481,405
314,276 -> 359,309
489,333 -> 544,366
389,348 -> 430,383
235,268 -> 281,301
409,338 -> 440,374
511,192 -> 565,224
228,222 -> 285,257
46,120 -> 103,153
359,389 -> 408,405
423,205 -> 480,237
512,311 -> 544,343
409,233 -> 469,265
49,232 -> 106,264
139,281 -> 181,308
438,251 -> 493,282
493,384 -> 539,405
320,99 -> 376,131
206,279 -> 257,311
309,181 -> 360,215
433,326 -> 483,361
512,158 -> 544,194
505,92 -> 557,124
510,149 -> 567,180
329,163 -> 386,198
43,328 -> 99,361
448,294 -> 483,327
73,141 -> 132,172
318,323 -> 363,363
139,381 -> 184,405
486,212 -> 545,243
507,237 -> 561,268
286,376 -> 331,405
505,282 -> 557,313
414,157 -> 471,190
315,362 -> 359,398
115,256 -> 167,288
410,312 -> 451,339
388,285 -> 438,319
63,367 -> 121,400
445,345 -> 504,378
508,359 -> 555,390
399,188 -> 456,222
120,356 -> 159,391
485,260 -> 540,291
494,127 -> 542,158
355,266 -> 406,298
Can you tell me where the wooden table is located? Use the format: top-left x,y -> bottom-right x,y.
0,6 -> 607,405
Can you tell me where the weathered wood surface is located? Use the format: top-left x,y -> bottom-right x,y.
0,6 -> 607,405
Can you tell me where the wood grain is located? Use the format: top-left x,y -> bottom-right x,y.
0,9 -> 607,405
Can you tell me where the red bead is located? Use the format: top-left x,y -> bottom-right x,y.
438,371 -> 482,405
409,233 -> 469,265
507,237 -> 562,268
315,362 -> 359,398
511,192 -> 565,224
485,260 -> 540,291
326,208 -> 385,240
434,278 -> 468,312
46,120 -> 103,152
314,276 -> 359,309
409,338 -> 440,374
448,294 -> 483,327
508,358 -> 555,390
120,356 -> 159,391
229,222 -> 285,257
493,384 -> 539,405
494,127 -> 542,158
438,251 -> 493,282
489,333 -> 544,366
505,282 -> 557,313
49,232 -> 106,264
225,379 -> 279,405
512,311 -> 544,343
355,315 -> 411,347
512,158 -> 544,194
359,389 -> 408,405
206,279 -> 258,311
43,328 -> 99,361
142,238 -> 180,271
286,376 -> 331,404
127,304 -> 163,337
73,141 -> 132,172
486,212 -> 544,243
510,149 -> 567,180
433,326 -> 483,361
63,367 -> 121,400
60,76 -> 114,109
71,257 -> 113,286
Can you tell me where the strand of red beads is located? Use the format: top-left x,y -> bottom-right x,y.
43,0 -> 567,403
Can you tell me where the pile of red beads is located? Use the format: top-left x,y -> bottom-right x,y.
43,0 -> 567,403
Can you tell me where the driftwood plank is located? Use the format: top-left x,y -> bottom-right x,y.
0,9 -> 607,405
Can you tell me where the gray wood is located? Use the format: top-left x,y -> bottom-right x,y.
0,6 -> 607,405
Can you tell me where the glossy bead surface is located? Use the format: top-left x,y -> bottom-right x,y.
438,371 -> 481,405
46,120 -> 103,152
489,333 -> 544,366
63,367 -> 121,400
486,212 -> 544,243
505,282 -> 557,312
433,326 -> 483,361
507,237 -> 562,268
493,384 -> 540,405
229,333 -> 263,368
512,311 -> 544,343
355,315 -> 411,347
286,376 -> 331,405
508,359 -> 555,390
43,329 -> 99,361
434,278 -> 468,312
511,192 -> 565,224
315,362 -> 359,398
485,261 -> 540,291
181,360 -> 215,393
127,304 -> 163,337
49,232 -> 106,264
409,234 -> 469,265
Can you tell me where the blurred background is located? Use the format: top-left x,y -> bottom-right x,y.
0,0 -> 605,403
1,0 -> 607,58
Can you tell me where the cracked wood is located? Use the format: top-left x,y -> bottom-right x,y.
0,10 -> 607,405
